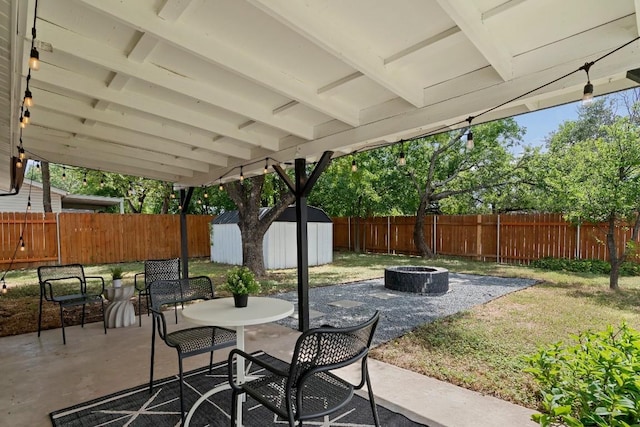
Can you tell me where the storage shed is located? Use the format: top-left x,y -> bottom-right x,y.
210,206 -> 333,269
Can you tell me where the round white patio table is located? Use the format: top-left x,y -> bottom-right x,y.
181,297 -> 294,426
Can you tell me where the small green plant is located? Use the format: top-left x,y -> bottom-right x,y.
110,267 -> 124,280
223,266 -> 261,295
524,323 -> 640,427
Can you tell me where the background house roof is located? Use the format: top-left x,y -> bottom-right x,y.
1,0 -> 639,191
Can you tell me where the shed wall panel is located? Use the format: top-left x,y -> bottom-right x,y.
210,224 -> 242,265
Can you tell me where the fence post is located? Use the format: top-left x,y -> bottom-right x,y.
56,212 -> 61,264
433,215 -> 437,255
387,216 -> 391,254
575,224 -> 581,259
496,214 -> 500,264
476,215 -> 482,261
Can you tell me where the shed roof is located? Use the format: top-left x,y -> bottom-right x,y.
212,205 -> 332,225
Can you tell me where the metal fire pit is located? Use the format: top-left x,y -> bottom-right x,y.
384,266 -> 449,295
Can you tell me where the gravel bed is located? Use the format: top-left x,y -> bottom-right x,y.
275,273 -> 537,346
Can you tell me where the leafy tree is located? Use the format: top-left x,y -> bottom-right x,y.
403,118 -> 528,257
544,100 -> 640,289
224,174 -> 294,276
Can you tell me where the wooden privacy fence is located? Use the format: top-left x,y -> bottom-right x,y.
333,213 -> 640,264
0,212 -> 213,269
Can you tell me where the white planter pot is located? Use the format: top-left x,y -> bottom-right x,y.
113,279 -> 122,288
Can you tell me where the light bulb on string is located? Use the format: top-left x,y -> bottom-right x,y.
398,150 -> 406,166
465,116 -> 475,150
263,159 -> 269,174
24,89 -> 33,107
16,158 -> 23,169
18,144 -> 26,160
239,166 -> 244,184
36,161 -> 40,170
23,109 -> 30,125
219,180 -> 224,192
61,166 -> 66,180
19,236 -> 25,252
580,62 -> 595,105
351,159 -> 357,173
27,197 -> 31,211
29,47 -> 40,71
1,281 -> 7,295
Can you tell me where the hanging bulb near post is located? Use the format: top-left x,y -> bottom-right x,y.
18,145 -> 26,160
351,159 -> 357,172
239,166 -> 244,184
263,159 -> 269,174
24,89 -> 33,107
398,151 -> 406,166
22,110 -> 30,125
29,47 -> 40,71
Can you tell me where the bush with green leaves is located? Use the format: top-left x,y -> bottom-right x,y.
223,266 -> 261,295
524,323 -> 640,427
531,257 -> 640,276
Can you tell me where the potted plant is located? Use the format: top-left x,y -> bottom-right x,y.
224,266 -> 261,307
110,267 -> 124,288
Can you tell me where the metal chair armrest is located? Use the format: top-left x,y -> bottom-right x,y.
227,349 -> 289,391
134,272 -> 145,292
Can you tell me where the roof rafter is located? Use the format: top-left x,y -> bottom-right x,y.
436,0 -> 513,81
76,0 -> 360,127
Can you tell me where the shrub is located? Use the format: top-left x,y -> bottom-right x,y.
531,257 -> 640,276
524,323 -> 640,427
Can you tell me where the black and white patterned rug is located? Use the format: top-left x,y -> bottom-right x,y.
50,352 -> 427,426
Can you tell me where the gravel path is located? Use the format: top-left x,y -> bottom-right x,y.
275,273 -> 538,346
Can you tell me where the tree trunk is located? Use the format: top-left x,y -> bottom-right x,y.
226,176 -> 295,277
414,196 -> 434,258
606,215 -> 620,290
41,161 -> 52,213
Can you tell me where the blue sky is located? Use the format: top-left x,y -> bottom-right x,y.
513,101 -> 581,149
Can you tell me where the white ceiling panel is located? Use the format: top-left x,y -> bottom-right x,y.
0,0 -> 637,192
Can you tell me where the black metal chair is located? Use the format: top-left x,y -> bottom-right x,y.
134,258 -> 180,326
228,311 -> 381,427
148,276 -> 236,424
37,264 -> 107,345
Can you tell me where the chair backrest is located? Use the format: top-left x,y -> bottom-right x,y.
38,264 -> 87,299
289,311 -> 380,387
148,276 -> 214,340
148,276 -> 214,310
144,258 -> 180,286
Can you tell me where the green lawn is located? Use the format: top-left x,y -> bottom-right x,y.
2,252 -> 639,411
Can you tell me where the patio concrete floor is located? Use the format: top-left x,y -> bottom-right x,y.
1,311 -> 538,426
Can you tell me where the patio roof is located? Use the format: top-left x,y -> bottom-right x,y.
1,0 -> 640,191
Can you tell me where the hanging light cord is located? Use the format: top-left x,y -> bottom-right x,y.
0,175 -> 35,289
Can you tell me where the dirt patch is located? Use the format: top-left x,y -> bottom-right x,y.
0,295 -> 148,337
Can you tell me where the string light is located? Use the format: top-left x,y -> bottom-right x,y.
22,109 -> 30,125
27,197 -> 31,211
83,173 -> 88,186
466,116 -> 474,150
219,180 -> 223,191
239,166 -> 244,184
351,159 -> 357,173
61,166 -> 66,180
24,88 -> 33,108
29,47 -> 40,71
36,161 -> 40,170
580,62 -> 595,105
100,177 -> 104,187
1,282 -> 7,295
263,159 -> 269,174
398,147 -> 406,166
19,236 -> 25,252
